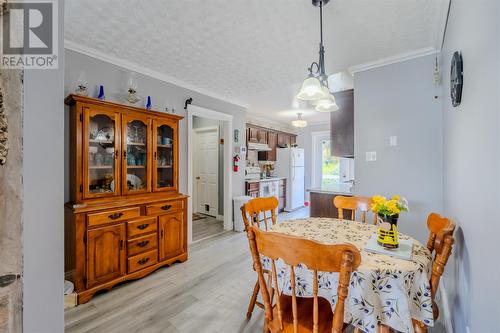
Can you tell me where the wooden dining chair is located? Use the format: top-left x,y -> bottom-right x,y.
241,197 -> 279,320
333,195 -> 377,224
413,213 -> 456,333
247,225 -> 361,333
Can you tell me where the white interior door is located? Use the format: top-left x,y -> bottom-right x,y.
194,127 -> 219,217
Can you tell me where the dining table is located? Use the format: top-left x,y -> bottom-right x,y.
262,217 -> 433,333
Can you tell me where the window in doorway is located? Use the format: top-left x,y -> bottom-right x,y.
321,139 -> 340,187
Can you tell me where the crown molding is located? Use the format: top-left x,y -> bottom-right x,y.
246,116 -> 296,133
64,39 -> 248,109
348,47 -> 439,74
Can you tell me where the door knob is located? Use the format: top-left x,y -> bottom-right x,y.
196,176 -> 200,180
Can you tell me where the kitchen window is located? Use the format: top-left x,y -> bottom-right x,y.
312,131 -> 355,189
312,131 -> 340,188
320,139 -> 340,187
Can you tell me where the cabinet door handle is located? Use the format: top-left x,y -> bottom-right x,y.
161,204 -> 172,211
108,212 -> 123,220
137,240 -> 149,247
137,223 -> 149,230
119,240 -> 123,250
137,258 -> 150,265
161,230 -> 164,238
115,150 -> 119,159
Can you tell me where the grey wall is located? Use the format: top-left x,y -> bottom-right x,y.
353,55 -> 443,243
23,1 -> 65,332
193,116 -> 224,215
296,122 -> 330,200
440,1 -> 500,332
64,49 -> 247,206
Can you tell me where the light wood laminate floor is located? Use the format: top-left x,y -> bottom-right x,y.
65,207 -> 445,333
192,215 -> 224,242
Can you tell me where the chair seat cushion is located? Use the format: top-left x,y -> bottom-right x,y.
268,295 -> 334,333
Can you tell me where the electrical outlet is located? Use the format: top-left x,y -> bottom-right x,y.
389,136 -> 398,146
365,151 -> 377,162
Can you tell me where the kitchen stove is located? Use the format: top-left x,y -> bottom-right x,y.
244,166 -> 261,180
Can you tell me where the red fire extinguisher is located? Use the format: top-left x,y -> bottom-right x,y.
233,154 -> 240,172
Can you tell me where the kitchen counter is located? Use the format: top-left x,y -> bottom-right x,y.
307,184 -> 353,195
308,184 -> 354,218
245,177 -> 286,183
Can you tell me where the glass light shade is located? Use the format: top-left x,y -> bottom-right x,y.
312,87 -> 339,112
315,98 -> 339,112
291,119 -> 308,128
291,113 -> 308,128
310,86 -> 333,105
296,75 -> 329,101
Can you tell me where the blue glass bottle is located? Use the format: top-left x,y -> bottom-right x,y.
146,96 -> 152,110
97,85 -> 105,100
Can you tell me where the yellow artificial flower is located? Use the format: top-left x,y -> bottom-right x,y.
372,195 -> 386,204
391,195 -> 401,201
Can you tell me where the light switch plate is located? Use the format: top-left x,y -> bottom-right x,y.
390,136 -> 398,146
365,151 -> 377,161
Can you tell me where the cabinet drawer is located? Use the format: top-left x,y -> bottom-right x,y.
87,207 -> 141,227
128,249 -> 158,273
146,200 -> 183,215
127,233 -> 157,257
127,217 -> 157,238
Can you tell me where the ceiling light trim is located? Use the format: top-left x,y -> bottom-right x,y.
348,47 -> 438,74
64,39 -> 249,108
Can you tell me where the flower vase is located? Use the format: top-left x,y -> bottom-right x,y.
377,213 -> 399,249
97,85 -> 105,100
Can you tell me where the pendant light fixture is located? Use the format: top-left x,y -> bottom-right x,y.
291,113 -> 308,128
296,0 -> 340,112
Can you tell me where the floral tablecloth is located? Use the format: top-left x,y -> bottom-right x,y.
262,218 -> 433,333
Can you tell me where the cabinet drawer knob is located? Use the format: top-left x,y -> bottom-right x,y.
137,223 -> 149,230
137,240 -> 149,247
161,204 -> 172,211
137,258 -> 150,265
108,212 -> 123,220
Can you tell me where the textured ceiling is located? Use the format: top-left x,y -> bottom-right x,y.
65,0 -> 447,124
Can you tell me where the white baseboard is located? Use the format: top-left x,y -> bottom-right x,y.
440,281 -> 454,333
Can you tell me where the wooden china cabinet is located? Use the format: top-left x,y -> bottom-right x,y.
64,95 -> 187,304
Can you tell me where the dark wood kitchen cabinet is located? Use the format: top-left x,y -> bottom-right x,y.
330,89 -> 354,157
277,133 -> 289,148
309,191 -> 352,219
248,126 -> 259,143
257,129 -> 268,144
258,131 -> 278,161
246,123 -> 297,161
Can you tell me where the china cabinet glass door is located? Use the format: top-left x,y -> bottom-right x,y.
153,119 -> 176,191
122,114 -> 152,194
83,108 -> 121,198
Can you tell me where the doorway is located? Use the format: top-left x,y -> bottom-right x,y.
192,118 -> 223,241
187,107 -> 233,244
193,126 -> 219,217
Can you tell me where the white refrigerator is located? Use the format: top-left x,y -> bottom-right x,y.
275,148 -> 305,211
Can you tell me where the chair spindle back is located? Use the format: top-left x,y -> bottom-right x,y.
425,213 -> 456,321
247,226 -> 361,333
333,196 -> 376,224
240,197 -> 279,231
